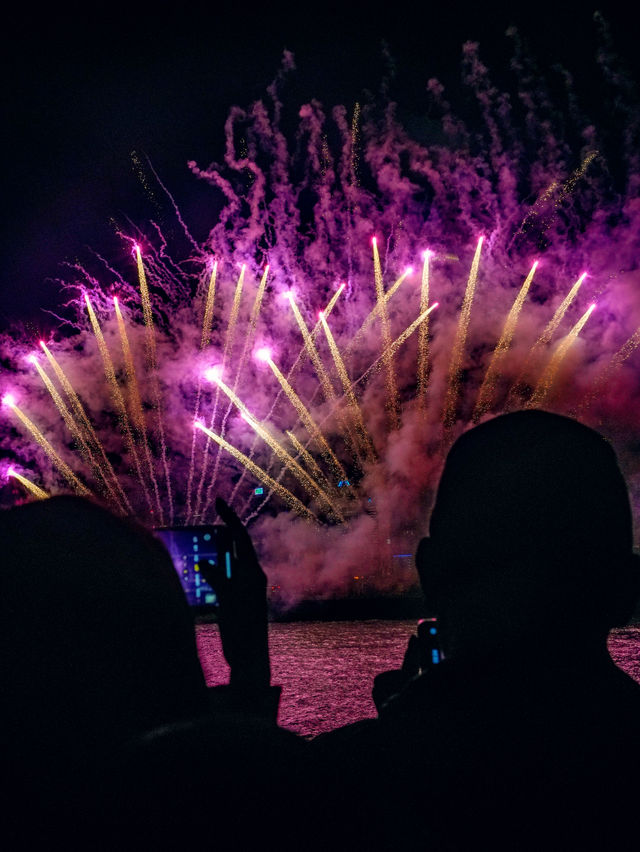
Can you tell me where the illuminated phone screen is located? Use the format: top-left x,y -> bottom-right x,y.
153,526 -> 228,607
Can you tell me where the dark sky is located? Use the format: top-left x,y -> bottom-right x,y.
2,0 -> 638,333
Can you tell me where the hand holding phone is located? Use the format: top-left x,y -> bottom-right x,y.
372,618 -> 442,712
201,497 -> 270,689
417,617 -> 443,669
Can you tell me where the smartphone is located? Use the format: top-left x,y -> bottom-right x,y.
417,617 -> 443,669
153,525 -> 233,608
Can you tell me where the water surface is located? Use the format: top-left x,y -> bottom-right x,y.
196,620 -> 640,738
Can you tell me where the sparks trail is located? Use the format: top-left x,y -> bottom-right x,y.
2,395 -> 91,497
473,261 -> 538,423
319,311 -> 376,463
417,252 -> 432,413
135,245 -> 174,523
113,297 -> 164,520
85,294 -> 155,517
200,265 -> 270,521
508,272 -> 587,407
527,303 -> 597,409
6,468 -> 49,500
192,264 -> 246,522
230,284 -> 346,513
442,237 -> 484,432
194,421 -> 315,522
38,342 -> 131,510
372,237 -> 399,429
257,349 -> 347,483
185,262 -> 218,521
203,369 -> 343,522
577,325 -> 640,416
29,355 -> 124,510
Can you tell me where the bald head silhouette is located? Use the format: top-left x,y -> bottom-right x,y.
417,411 -> 639,659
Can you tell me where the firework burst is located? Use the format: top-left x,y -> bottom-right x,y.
2,35 -> 639,603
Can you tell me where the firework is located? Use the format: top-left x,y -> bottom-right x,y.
1,39 -> 639,603
6,468 -> 48,500
527,303 -> 597,409
473,261 -> 538,422
194,421 -> 314,522
442,237 -> 484,431
257,348 -> 347,483
2,394 -> 91,497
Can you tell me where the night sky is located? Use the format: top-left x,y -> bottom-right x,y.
2,1 -> 638,333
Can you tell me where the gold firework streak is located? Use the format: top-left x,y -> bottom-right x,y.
288,292 -> 363,468
473,261 -> 538,422
443,237 -> 484,429
7,467 -> 49,500
39,341 -> 130,510
287,292 -> 336,401
193,265 -> 247,521
194,421 -> 316,522
536,273 -> 587,348
285,430 -> 333,491
319,311 -> 376,461
135,244 -> 157,366
417,251 -> 432,410
204,266 -> 271,516
372,237 -> 399,428
353,304 -> 439,388
351,102 -> 361,185
31,357 -> 126,512
527,303 -> 596,408
508,271 -> 587,407
135,246 -> 174,522
208,374 -> 343,522
578,324 -> 640,415
263,355 -> 347,482
345,267 -> 413,357
233,285 -> 346,520
223,265 -> 247,362
85,295 -> 155,517
510,152 -> 598,248
113,298 -> 164,519
200,262 -> 218,349
7,469 -> 49,500
184,263 -> 218,520
249,265 -> 270,334
4,399 -> 91,496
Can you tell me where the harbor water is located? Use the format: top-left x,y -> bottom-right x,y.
196,620 -> 640,738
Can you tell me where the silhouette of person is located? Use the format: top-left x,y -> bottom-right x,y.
310,410 -> 640,850
0,495 -> 210,841
0,495 -> 304,849
108,497 -> 307,850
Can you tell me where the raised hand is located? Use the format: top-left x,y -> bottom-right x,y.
201,497 -> 271,690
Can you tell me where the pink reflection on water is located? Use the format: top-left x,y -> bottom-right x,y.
195,621 -> 640,738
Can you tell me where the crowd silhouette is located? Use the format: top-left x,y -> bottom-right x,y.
1,410 -> 639,849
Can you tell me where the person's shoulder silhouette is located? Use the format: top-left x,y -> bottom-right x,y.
0,494 -> 307,850
0,495 -> 209,843
311,411 -> 640,850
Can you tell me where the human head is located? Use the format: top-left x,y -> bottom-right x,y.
0,495 -> 208,771
416,411 -> 639,657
